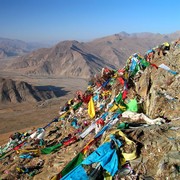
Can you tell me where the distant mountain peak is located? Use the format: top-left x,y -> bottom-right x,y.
0,37 -> 51,59
56,40 -> 80,47
117,31 -> 130,37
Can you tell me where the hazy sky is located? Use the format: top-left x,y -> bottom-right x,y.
0,0 -> 180,43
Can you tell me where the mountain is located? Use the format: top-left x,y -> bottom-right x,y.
0,43 -> 179,179
6,40 -> 115,78
4,31 -> 180,78
87,31 -> 180,67
0,37 -> 49,59
0,77 -> 59,103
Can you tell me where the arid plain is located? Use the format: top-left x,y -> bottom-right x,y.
0,62 -> 88,145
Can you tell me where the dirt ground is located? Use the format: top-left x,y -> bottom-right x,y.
0,70 -> 88,145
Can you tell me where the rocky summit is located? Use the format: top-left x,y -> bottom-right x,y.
0,41 -> 179,180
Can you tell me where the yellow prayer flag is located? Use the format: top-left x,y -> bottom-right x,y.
118,104 -> 127,111
88,96 -> 95,118
109,104 -> 118,112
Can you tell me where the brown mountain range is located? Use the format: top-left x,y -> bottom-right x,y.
5,40 -> 115,78
87,31 -> 180,66
3,31 -> 180,78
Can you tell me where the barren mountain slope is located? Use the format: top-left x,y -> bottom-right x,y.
0,41 -> 179,180
4,32 -> 180,79
0,77 -> 59,104
0,37 -> 48,59
87,31 -> 180,66
6,41 -> 115,78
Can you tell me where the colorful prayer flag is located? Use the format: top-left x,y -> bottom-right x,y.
127,99 -> 138,112
88,96 -> 95,118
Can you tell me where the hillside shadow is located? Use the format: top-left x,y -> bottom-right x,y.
35,85 -> 69,97
71,45 -> 116,69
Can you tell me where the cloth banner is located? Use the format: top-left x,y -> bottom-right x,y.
126,99 -> 138,112
41,143 -> 62,154
88,96 -> 95,118
159,63 -> 178,75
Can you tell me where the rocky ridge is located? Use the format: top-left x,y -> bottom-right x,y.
0,41 -> 179,180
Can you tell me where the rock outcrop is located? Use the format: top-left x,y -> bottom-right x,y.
135,47 -> 180,119
0,42 -> 179,180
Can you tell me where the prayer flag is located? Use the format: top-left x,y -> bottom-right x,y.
127,99 -> 138,112
41,143 -> 62,154
88,96 -> 95,118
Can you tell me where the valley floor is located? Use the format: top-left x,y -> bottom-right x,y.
0,71 -> 88,145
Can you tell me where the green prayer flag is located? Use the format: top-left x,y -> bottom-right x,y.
109,78 -> 115,85
73,102 -> 83,111
131,64 -> 140,77
117,122 -> 129,130
127,99 -> 138,112
119,101 -> 127,112
116,109 -> 123,114
140,59 -> 150,68
60,152 -> 84,177
115,93 -> 122,104
0,152 -> 6,159
41,143 -> 62,154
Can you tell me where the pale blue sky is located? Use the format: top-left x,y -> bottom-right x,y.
0,0 -> 180,43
